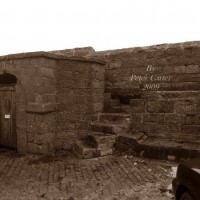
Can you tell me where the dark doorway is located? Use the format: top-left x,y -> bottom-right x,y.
0,73 -> 17,148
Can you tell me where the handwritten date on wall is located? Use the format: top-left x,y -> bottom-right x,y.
130,65 -> 172,90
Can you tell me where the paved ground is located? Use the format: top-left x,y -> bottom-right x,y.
0,148 -> 176,200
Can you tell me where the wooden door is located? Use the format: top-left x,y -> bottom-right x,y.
0,86 -> 16,148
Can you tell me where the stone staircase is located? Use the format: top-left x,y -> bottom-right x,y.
74,91 -> 200,160
73,112 -> 132,158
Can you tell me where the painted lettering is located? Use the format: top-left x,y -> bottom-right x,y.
146,65 -> 156,72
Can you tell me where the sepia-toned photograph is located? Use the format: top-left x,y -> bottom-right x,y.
0,0 -> 200,199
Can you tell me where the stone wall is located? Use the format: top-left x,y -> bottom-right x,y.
0,54 -> 57,154
0,51 -> 105,155
55,60 -> 105,150
94,41 -> 200,144
94,41 -> 200,92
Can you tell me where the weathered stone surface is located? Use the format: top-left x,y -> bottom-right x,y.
26,103 -> 57,114
56,59 -> 105,151
164,114 -> 184,124
143,113 -> 164,123
0,52 -> 105,155
130,99 -> 145,113
97,113 -> 132,124
186,65 -> 199,74
3,42 -> 200,157
174,65 -> 186,74
147,100 -> 174,113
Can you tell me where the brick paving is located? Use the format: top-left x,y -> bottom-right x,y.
0,149 -> 176,200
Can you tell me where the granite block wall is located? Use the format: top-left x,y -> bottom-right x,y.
0,51 -> 105,155
0,54 -> 57,154
94,42 -> 200,144
55,60 -> 105,150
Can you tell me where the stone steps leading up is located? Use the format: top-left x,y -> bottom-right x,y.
74,109 -> 133,159
73,133 -> 116,158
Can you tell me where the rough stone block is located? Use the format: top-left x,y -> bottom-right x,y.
164,114 -> 184,124
27,143 -> 40,154
93,68 -> 105,81
13,58 -> 30,67
130,99 -> 145,113
17,127 -> 28,153
26,113 -> 35,124
163,66 -> 175,74
132,123 -> 148,134
93,103 -> 103,112
27,132 -> 34,142
148,123 -> 168,135
132,114 -> 143,123
186,115 -> 195,125
54,140 -> 63,150
34,134 -> 45,145
186,115 -> 200,125
36,86 -> 56,94
182,125 -> 200,135
143,113 -> 164,123
26,103 -> 57,114
92,81 -> 104,88
33,77 -> 47,87
37,67 -> 54,77
108,62 -> 121,69
27,123 -> 37,133
147,100 -> 174,113
186,65 -> 199,74
186,105 -> 196,115
30,57 -> 49,66
34,132 -> 54,145
174,101 -> 186,114
48,58 -> 57,68
0,61 -> 5,71
167,124 -> 181,133
175,65 -> 186,74
171,82 -> 200,91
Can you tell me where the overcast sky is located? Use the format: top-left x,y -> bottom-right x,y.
0,0 -> 200,55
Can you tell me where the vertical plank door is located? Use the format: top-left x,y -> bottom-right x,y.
0,87 -> 16,148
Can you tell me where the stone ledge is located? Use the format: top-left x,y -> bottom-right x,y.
26,103 -> 57,114
0,51 -> 106,65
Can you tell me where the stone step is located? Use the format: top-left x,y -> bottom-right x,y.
115,135 -> 200,161
98,148 -> 113,157
90,133 -> 116,149
73,140 -> 99,159
132,132 -> 149,144
91,121 -> 131,135
97,113 -> 132,124
89,133 -> 116,157
104,99 -> 120,112
139,139 -> 200,160
108,105 -> 132,113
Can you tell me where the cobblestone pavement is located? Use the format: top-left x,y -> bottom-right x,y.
0,148 -> 176,200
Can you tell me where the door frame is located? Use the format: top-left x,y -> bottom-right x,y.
0,85 -> 16,148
